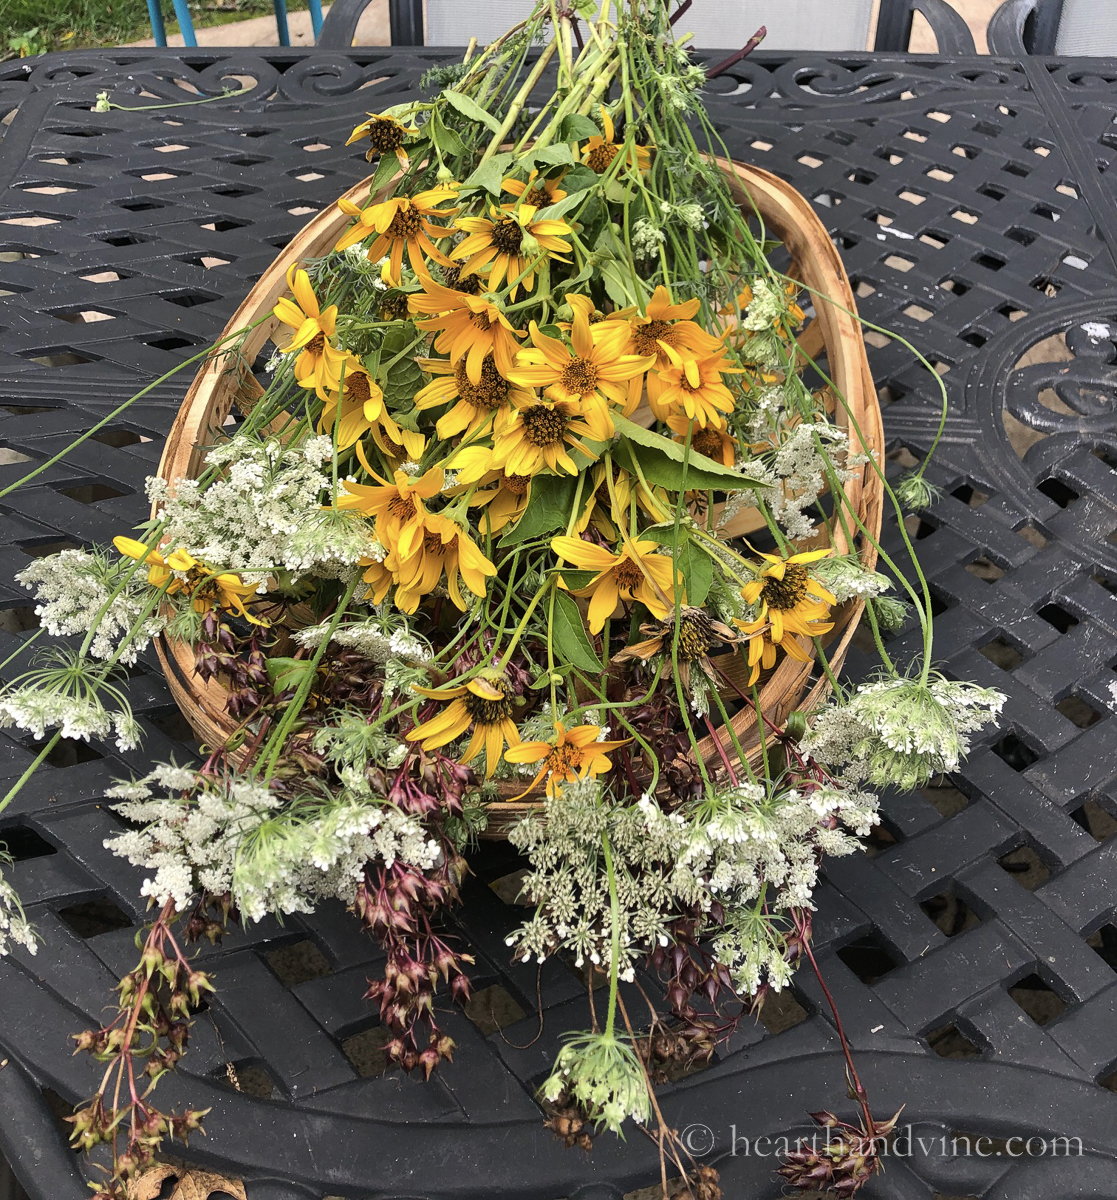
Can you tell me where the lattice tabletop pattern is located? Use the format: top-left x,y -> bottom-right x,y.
2,46 -> 1117,1200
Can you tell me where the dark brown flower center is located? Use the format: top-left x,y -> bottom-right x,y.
561,358 -> 598,395
379,294 -> 409,321
441,265 -> 482,295
761,563 -> 809,610
631,319 -> 674,357
464,687 -> 513,726
422,529 -> 445,555
503,473 -> 531,496
454,355 -> 509,410
676,613 -> 713,661
470,310 -> 494,331
613,557 -> 644,591
586,142 -> 618,174
388,494 -> 417,522
365,117 -> 406,154
490,217 -> 524,255
388,207 -> 424,239
345,372 -> 372,404
523,185 -> 550,209
521,404 -> 568,447
691,427 -> 725,459
306,331 -> 326,355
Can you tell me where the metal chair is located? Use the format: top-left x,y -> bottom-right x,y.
988,0 -> 1117,55
318,0 -> 975,53
145,0 -> 323,46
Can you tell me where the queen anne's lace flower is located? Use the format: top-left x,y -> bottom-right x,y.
148,435 -> 377,584
805,672 -> 1006,790
106,764 -> 440,921
0,859 -> 37,957
17,548 -> 164,663
507,777 -> 877,997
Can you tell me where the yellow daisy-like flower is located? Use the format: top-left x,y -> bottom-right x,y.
501,170 -> 567,213
448,446 -> 534,535
368,420 -> 426,470
414,353 -> 533,440
316,354 -> 394,450
333,453 -> 444,557
504,722 -> 630,800
345,111 -> 416,168
490,395 -> 610,477
665,414 -> 738,468
406,672 -> 519,778
740,547 -> 836,643
649,343 -> 743,428
273,266 -> 348,399
609,285 -> 724,405
408,276 -> 523,383
550,535 -> 680,634
451,205 -> 572,300
334,185 -> 459,285
570,461 -> 674,541
358,555 -> 395,605
113,538 -> 265,625
582,106 -> 652,174
393,511 -> 497,613
507,296 -> 654,430
736,613 -> 815,686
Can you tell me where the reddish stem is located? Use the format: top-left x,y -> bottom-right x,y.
791,908 -> 877,1143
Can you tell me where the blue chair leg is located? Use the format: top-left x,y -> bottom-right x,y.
146,0 -> 169,45
307,0 -> 323,39
168,0 -> 198,45
272,0 -> 291,45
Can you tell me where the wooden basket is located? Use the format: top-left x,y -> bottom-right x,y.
155,158 -> 883,838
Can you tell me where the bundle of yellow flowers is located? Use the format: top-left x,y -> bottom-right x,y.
0,2 -> 1004,1194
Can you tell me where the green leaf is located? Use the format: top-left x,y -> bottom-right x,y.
428,111 -> 466,159
442,90 -> 503,134
266,656 -> 316,693
463,152 -> 514,195
551,589 -> 603,673
641,529 -> 713,606
598,254 -> 641,308
554,567 -> 597,590
557,163 -> 598,194
602,178 -> 633,205
612,414 -> 768,493
530,143 -> 575,168
378,323 -> 425,409
498,473 -> 579,546
369,151 -> 402,197
559,113 -> 601,142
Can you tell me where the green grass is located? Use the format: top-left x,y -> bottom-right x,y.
1,0 -> 311,54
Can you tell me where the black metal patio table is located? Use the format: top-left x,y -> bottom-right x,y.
2,42 -> 1117,1200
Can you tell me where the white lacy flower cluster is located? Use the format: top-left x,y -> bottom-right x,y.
16,548 -> 164,664
0,685 -> 141,751
810,553 -> 893,604
507,777 -> 877,996
737,278 -> 803,370
0,651 -> 141,751
769,423 -> 864,541
0,860 -> 37,957
805,673 -> 1006,791
147,435 -> 378,584
295,613 -> 432,664
105,764 -> 439,922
